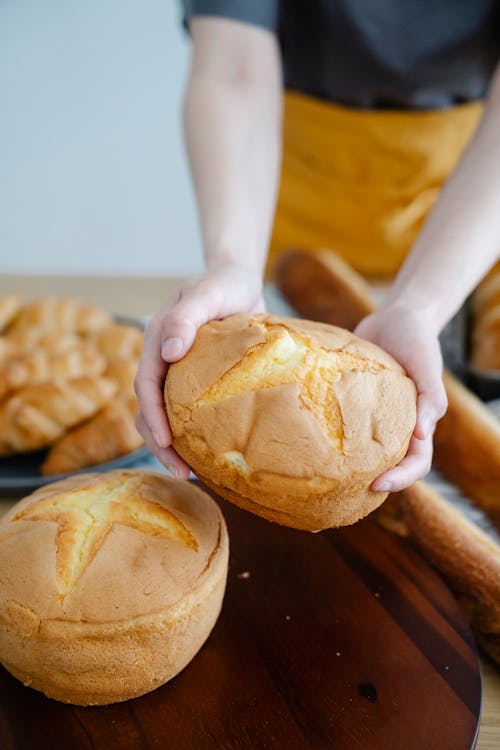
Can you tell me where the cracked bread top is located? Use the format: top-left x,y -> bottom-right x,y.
165,314 -> 417,493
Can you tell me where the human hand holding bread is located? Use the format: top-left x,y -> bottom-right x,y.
355,305 -> 447,493
135,277 -> 430,510
134,262 -> 265,479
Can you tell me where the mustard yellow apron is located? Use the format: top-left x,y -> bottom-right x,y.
269,91 -> 483,278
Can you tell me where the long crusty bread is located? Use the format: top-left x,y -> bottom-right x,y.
41,395 -> 142,475
470,262 -> 500,370
396,482 -> 500,665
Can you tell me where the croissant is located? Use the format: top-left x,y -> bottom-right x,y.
0,375 -> 117,455
0,295 -> 23,333
103,357 -> 139,395
33,332 -> 82,353
90,324 -> 143,359
0,337 -> 19,365
41,395 -> 143,474
0,344 -> 105,401
6,297 -> 112,345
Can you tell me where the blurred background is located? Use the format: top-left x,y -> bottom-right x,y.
0,0 -> 202,276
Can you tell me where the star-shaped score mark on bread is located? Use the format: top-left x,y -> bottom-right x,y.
12,476 -> 198,599
197,325 -> 384,451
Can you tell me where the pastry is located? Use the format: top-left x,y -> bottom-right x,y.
0,344 -> 105,401
6,297 -> 112,345
0,375 -> 116,455
0,295 -> 23,333
41,395 -> 142,475
90,324 -> 143,359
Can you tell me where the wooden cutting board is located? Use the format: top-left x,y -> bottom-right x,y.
0,489 -> 481,750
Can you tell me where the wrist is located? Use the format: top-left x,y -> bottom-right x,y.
205,250 -> 265,280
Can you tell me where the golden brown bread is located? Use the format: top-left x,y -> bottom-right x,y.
0,344 -> 106,401
0,337 -> 19,364
90,323 -> 143,359
393,482 -> 500,666
0,470 -> 229,705
274,248 -> 374,328
6,297 -> 112,345
433,372 -> 500,528
104,356 -> 139,394
165,313 -> 416,530
0,295 -> 23,333
470,262 -> 500,370
41,395 -> 142,475
0,375 -> 117,455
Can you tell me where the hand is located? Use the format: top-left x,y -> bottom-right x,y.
354,305 -> 448,492
134,261 -> 265,477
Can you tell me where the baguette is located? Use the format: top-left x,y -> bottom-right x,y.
41,395 -> 142,475
395,482 -> 500,665
470,262 -> 500,370
0,375 -> 117,455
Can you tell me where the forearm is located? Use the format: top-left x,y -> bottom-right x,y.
384,65 -> 500,331
184,19 -> 282,278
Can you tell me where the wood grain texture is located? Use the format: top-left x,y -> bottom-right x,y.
0,489 -> 480,750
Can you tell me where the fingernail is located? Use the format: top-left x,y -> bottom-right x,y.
153,430 -> 163,446
162,337 -> 183,360
420,414 -> 433,436
375,481 -> 392,492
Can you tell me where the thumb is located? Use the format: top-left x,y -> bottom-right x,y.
160,281 -> 226,363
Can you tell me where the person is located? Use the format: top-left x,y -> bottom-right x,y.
135,2 -> 500,494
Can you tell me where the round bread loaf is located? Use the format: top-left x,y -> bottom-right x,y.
165,314 -> 417,530
0,470 -> 228,705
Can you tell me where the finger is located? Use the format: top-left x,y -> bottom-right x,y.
135,410 -> 190,479
371,433 -> 433,493
160,281 -> 226,362
413,382 -> 448,440
134,322 -> 171,448
403,347 -> 447,440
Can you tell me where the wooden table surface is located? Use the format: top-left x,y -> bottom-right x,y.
1,272 -> 499,750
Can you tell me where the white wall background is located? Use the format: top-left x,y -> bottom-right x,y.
0,0 -> 203,276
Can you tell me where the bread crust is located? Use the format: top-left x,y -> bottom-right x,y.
274,249 -> 375,329
41,395 -> 142,475
397,481 -> 500,665
166,314 -> 416,530
0,471 -> 229,705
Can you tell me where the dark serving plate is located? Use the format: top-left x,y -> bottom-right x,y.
0,446 -> 151,497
